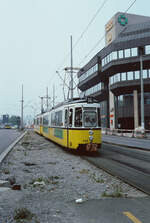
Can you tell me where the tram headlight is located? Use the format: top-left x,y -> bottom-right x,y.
89,130 -> 93,135
89,136 -> 93,141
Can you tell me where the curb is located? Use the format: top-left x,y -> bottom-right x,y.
0,131 -> 27,164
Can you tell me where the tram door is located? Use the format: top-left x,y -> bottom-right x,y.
65,108 -> 69,148
65,107 -> 73,148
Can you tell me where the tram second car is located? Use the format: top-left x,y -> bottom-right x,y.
34,98 -> 102,152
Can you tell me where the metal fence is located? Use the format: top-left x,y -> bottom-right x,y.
102,128 -> 150,138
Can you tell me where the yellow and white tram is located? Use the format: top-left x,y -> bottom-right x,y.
34,98 -> 102,152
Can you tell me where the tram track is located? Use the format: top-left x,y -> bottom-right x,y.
110,157 -> 150,175
82,142 -> 150,196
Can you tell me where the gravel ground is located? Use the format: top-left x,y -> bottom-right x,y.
0,131 -> 147,223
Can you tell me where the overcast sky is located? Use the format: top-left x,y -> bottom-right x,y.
0,0 -> 147,119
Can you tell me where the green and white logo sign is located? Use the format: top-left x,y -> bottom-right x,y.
118,14 -> 128,26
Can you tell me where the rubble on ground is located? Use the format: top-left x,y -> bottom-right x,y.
0,131 -> 147,222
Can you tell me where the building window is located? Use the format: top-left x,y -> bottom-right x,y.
143,69 -> 148,79
118,50 -> 124,59
82,82 -> 102,96
110,76 -> 113,85
79,63 -> 99,82
134,71 -> 140,79
102,58 -> 105,67
145,45 -> 150,55
118,95 -> 123,107
109,52 -> 112,61
148,70 -> 150,78
121,72 -> 126,81
114,73 -> 119,83
104,58 -> 106,66
124,48 -> 131,58
131,48 -> 138,57
87,70 -> 89,77
96,64 -> 98,71
107,55 -> 110,63
93,64 -> 98,72
114,74 -> 117,83
117,73 -> 121,82
112,51 -> 117,60
144,93 -> 150,105
127,71 -> 133,80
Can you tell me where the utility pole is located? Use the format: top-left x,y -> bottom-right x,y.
56,37 -> 80,101
64,66 -> 81,100
139,47 -> 145,130
39,88 -> 51,113
64,36 -> 81,100
46,87 -> 51,110
53,85 -> 55,107
39,96 -> 44,114
70,35 -> 73,100
21,84 -> 24,130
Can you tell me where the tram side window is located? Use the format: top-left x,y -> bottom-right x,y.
43,115 -> 49,126
65,109 -> 68,126
37,118 -> 40,125
75,107 -> 82,127
69,108 -> 73,127
40,117 -> 43,125
51,111 -> 63,126
51,113 -> 55,126
55,110 -> 63,126
97,108 -> 101,127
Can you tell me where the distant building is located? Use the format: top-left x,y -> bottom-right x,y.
78,12 -> 150,130
2,114 -> 9,124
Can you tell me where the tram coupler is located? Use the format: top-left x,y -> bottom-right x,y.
86,143 -> 98,152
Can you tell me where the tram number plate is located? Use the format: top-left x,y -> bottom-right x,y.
83,140 -> 88,142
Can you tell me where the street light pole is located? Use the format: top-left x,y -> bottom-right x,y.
139,48 -> 145,129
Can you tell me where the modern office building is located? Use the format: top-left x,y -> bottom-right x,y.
77,12 -> 150,130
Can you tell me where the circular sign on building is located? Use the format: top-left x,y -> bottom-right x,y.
118,14 -> 128,26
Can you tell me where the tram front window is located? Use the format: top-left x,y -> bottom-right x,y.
83,111 -> 97,127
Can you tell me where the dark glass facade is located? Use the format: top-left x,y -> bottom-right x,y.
115,93 -> 150,129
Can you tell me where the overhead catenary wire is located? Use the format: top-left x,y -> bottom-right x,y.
56,70 -> 70,89
73,0 -> 109,50
53,0 -> 137,102
78,0 -> 137,66
56,0 -> 109,72
125,0 -> 137,12
54,0 -> 109,96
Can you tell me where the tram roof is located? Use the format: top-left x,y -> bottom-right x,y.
51,97 -> 98,109
35,97 -> 99,117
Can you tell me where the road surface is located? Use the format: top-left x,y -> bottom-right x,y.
0,129 -> 21,155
